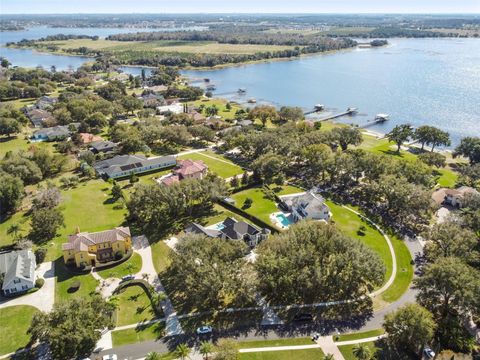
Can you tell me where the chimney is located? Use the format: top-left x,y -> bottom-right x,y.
75,226 -> 80,234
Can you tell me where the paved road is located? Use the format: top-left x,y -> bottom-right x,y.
98,225 -> 424,360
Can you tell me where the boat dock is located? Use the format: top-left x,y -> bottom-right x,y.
359,114 -> 390,128
309,107 -> 358,122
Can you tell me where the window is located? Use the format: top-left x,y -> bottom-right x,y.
14,279 -> 21,284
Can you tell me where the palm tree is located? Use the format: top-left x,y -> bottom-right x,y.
352,343 -> 373,360
7,224 -> 22,240
323,354 -> 335,360
199,341 -> 213,359
145,352 -> 161,360
175,343 -> 191,360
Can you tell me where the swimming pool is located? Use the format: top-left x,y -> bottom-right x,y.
276,213 -> 293,227
212,222 -> 226,230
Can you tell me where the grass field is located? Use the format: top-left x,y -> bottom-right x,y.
97,252 -> 142,279
111,321 -> 165,347
38,39 -> 295,55
0,305 -> 39,355
335,329 -> 384,342
178,150 -> 244,179
115,285 -> 157,326
150,239 -> 173,274
239,348 -> 325,360
190,98 -> 242,120
339,342 -> 378,360
230,186 -> 282,226
238,338 -> 313,349
54,258 -> 99,303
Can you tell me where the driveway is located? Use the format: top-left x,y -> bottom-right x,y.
0,261 -> 55,313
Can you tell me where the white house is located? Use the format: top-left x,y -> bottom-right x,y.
0,250 -> 36,296
282,190 -> 331,222
156,102 -> 184,115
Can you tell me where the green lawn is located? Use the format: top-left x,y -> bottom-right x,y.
151,240 -> 172,274
326,201 -> 393,289
190,98 -> 242,120
111,321 -> 165,347
0,305 -> 39,355
54,258 -> 99,303
115,285 -> 157,326
338,342 -> 378,360
178,151 -> 244,179
0,135 -> 55,160
435,168 -> 458,188
230,187 -> 280,226
335,329 -> 384,342
239,348 -> 324,360
238,338 -> 313,349
97,252 -> 142,279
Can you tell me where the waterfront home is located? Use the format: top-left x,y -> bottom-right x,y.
89,140 -> 118,154
282,189 -> 331,222
188,110 -> 207,123
432,186 -> 479,208
93,154 -> 176,179
62,227 -> 132,268
159,159 -> 208,186
185,217 -> 270,247
139,93 -> 165,108
32,125 -> 72,142
25,108 -> 54,128
157,102 -> 185,115
0,250 -> 36,296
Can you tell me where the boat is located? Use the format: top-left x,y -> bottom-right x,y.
314,104 -> 325,111
347,107 -> 358,113
374,113 -> 390,122
248,98 -> 257,104
238,88 -> 247,93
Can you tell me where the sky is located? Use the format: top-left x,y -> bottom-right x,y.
1,0 -> 479,14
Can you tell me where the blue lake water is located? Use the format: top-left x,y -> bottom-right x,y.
1,27 -> 479,144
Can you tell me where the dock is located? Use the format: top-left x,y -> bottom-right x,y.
359,114 -> 390,128
309,107 -> 358,122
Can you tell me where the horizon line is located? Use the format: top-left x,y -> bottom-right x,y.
2,12 -> 480,15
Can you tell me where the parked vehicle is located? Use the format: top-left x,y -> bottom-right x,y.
121,274 -> 135,282
196,325 -> 213,335
311,333 -> 320,341
423,347 -> 435,359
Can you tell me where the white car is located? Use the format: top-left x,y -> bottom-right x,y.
423,347 -> 435,359
103,355 -> 118,360
196,325 -> 213,335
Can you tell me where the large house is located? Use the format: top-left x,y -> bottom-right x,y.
159,159 -> 208,186
31,125 -> 74,142
25,108 -> 54,128
282,190 -> 331,222
62,227 -> 132,268
157,102 -> 185,115
89,140 -> 118,154
77,133 -> 103,145
432,186 -> 479,208
35,96 -> 57,110
93,154 -> 177,179
186,217 -> 270,247
0,250 -> 36,296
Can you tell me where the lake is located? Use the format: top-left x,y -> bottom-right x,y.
184,38 -> 480,145
1,27 -> 479,144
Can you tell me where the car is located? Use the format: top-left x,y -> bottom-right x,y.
196,325 -> 213,335
293,313 -> 313,322
102,355 -> 118,360
121,274 -> 135,282
311,333 -> 320,341
423,347 -> 435,359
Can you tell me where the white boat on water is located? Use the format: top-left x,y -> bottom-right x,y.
375,113 -> 390,121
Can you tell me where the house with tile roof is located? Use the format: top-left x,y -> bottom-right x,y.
158,159 -> 208,186
185,217 -> 270,247
0,250 -> 36,296
78,133 -> 103,144
432,186 -> 479,208
62,227 -> 132,268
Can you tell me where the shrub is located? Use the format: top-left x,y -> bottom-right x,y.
35,278 -> 45,288
242,197 -> 253,209
69,280 -> 81,292
34,247 -> 47,264
114,251 -> 124,260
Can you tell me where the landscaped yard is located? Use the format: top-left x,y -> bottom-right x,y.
54,258 -> 99,303
239,348 -> 324,360
178,150 -> 244,179
338,342 -> 378,360
0,305 -> 39,355
151,239 -> 173,274
335,329 -> 384,342
238,338 -> 313,349
97,252 -> 143,279
230,187 -> 282,226
111,321 -> 165,347
190,98 -> 242,120
114,285 -> 157,326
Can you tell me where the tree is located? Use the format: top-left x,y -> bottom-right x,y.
200,341 -> 213,359
0,155 -> 43,185
302,143 -> 333,183
418,152 -> 446,168
29,207 -> 65,242
28,295 -> 115,360
7,223 -> 22,240
120,95 -> 143,115
278,106 -> 304,122
454,137 -> 480,164
0,117 -> 21,138
175,343 -> 191,360
213,339 -> 239,360
111,183 -> 123,200
129,173 -> 139,184
241,171 -> 250,185
428,127 -> 450,151
31,184 -> 61,211
352,344 -> 373,360
383,303 -> 436,355
205,105 -> 219,116
145,352 -> 161,360
251,153 -> 284,185
255,221 -> 385,305
332,126 -> 363,151
414,125 -> 450,151
322,355 -> 334,360
0,171 -> 24,215
229,175 -> 239,188
386,124 -> 413,153
249,105 -> 278,127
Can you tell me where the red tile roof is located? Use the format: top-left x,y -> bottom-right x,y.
176,159 -> 208,177
62,227 -> 130,252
